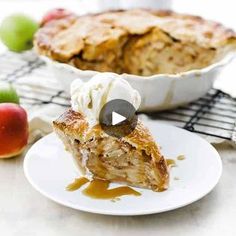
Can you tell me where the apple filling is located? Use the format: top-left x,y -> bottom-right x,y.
122,28 -> 217,75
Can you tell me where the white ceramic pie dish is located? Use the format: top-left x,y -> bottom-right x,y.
41,52 -> 236,112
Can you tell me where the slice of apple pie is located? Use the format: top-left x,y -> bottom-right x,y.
53,74 -> 169,191
53,110 -> 169,192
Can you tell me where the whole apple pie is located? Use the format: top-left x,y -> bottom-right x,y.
34,9 -> 236,76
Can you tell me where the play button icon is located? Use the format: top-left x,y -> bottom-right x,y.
112,112 -> 126,125
99,99 -> 138,138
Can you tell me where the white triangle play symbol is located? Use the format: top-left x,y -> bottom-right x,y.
112,111 -> 126,125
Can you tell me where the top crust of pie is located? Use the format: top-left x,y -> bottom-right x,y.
34,9 -> 236,75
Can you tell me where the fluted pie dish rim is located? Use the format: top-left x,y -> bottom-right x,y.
41,51 -> 236,111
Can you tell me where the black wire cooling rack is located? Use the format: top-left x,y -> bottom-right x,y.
0,51 -> 236,143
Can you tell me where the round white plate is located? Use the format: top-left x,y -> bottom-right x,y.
24,122 -> 222,216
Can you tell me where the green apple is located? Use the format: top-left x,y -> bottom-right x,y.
0,14 -> 39,52
0,82 -> 20,104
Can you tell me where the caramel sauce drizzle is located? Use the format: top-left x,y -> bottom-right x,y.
177,155 -> 185,160
66,177 -> 89,191
166,159 -> 176,167
83,179 -> 141,199
167,155 -> 186,181
66,177 -> 141,200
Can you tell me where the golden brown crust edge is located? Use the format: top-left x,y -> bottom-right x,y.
34,15 -> 79,62
53,109 -> 89,141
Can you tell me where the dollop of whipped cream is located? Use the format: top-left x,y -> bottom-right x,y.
71,73 -> 141,125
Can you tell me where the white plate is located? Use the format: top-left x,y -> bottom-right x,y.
24,122 -> 222,216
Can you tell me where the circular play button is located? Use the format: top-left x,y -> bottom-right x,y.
99,99 -> 138,138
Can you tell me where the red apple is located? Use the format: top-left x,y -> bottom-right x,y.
41,8 -> 74,26
0,103 -> 28,158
